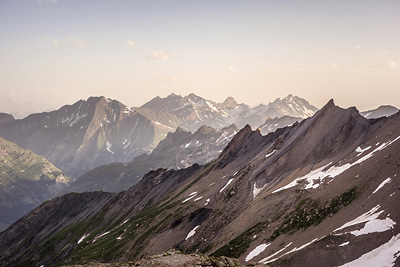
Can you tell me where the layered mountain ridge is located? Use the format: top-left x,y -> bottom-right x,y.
0,94 -> 318,178
1,99 -> 399,266
65,124 -> 238,193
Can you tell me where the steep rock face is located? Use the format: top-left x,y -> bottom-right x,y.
65,124 -> 238,193
258,116 -> 301,135
0,137 -> 72,231
1,100 -> 400,267
360,104 -> 399,119
0,97 -> 156,178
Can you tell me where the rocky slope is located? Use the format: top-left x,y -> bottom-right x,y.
1,99 -> 399,267
0,137 -> 72,231
65,124 -> 238,192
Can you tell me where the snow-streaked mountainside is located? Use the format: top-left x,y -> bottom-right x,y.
360,105 -> 399,119
65,124 -> 238,193
141,93 -> 318,131
0,137 -> 72,231
2,99 -> 400,267
0,94 -> 317,178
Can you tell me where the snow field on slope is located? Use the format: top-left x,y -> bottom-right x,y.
273,135 -> 400,193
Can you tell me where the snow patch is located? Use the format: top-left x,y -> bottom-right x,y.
183,192 -> 197,203
355,145 -> 371,156
245,244 -> 270,262
185,226 -> 199,240
194,196 -> 203,202
333,205 -> 396,236
77,234 -> 90,244
338,233 -> 400,267
93,231 -> 110,242
259,242 -> 292,264
253,183 -> 267,198
273,135 -> 400,193
372,177 -> 391,194
204,198 -> 210,206
339,241 -> 349,247
265,150 -> 276,158
106,141 -> 114,154
220,178 -> 234,193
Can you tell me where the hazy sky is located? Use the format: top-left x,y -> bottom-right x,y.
1,0 -> 399,118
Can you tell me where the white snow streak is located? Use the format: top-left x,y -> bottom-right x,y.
372,177 -> 391,194
265,150 -> 276,158
245,244 -> 270,262
194,196 -> 203,202
338,233 -> 400,267
339,241 -> 350,247
273,135 -> 400,193
204,198 -> 210,206
355,145 -> 371,156
185,226 -> 199,240
77,234 -> 89,244
259,242 -> 292,264
333,205 -> 396,236
220,178 -> 234,193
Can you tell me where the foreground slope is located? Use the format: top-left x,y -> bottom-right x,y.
1,100 -> 399,267
0,137 -> 72,231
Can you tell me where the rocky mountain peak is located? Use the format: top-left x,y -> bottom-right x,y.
221,96 -> 238,109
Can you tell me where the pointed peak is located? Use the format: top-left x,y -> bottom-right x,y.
167,93 -> 181,99
222,96 -> 238,108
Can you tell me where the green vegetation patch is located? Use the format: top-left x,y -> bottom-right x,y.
269,186 -> 358,241
211,221 -> 269,258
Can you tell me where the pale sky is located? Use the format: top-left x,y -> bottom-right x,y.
1,0 -> 399,118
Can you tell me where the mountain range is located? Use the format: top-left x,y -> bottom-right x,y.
65,124 -> 238,193
1,99 -> 399,266
0,94 -> 318,179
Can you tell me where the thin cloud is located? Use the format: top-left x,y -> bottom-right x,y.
368,61 -> 399,69
227,66 -> 236,72
355,45 -> 362,50
127,40 -> 136,48
329,62 -> 338,70
68,37 -> 87,47
52,39 -> 59,47
146,50 -> 173,61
